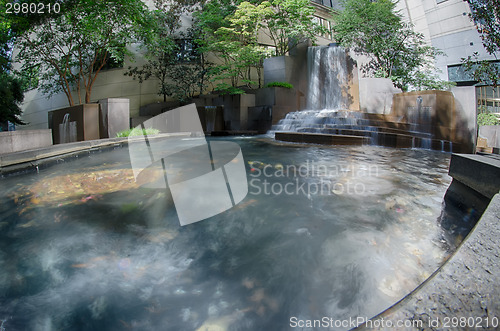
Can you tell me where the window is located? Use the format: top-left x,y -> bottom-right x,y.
313,16 -> 334,40
175,39 -> 198,63
448,60 -> 500,86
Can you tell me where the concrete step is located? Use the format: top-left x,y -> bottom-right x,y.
275,132 -> 370,145
296,125 -> 432,138
275,131 -> 460,152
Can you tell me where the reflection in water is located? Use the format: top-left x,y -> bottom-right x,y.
0,137 -> 472,330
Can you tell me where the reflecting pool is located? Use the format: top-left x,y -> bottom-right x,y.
0,137 -> 472,330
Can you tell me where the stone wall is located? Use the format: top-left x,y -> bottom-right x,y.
391,89 -> 475,152
0,130 -> 53,154
359,78 -> 401,114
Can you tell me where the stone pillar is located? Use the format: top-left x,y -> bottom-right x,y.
98,98 -> 130,139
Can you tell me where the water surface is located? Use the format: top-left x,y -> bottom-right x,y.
0,137 -> 470,330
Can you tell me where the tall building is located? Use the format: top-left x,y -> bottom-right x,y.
394,0 -> 499,110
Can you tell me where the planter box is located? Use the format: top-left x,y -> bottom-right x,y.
391,90 -> 472,151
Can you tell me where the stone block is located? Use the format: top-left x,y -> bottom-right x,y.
0,130 -> 53,154
99,98 -> 130,139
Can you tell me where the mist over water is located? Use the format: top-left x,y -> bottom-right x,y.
0,137 -> 469,330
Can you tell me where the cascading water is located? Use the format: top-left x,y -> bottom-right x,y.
271,45 -> 356,133
307,45 -> 349,110
59,113 -> 77,144
60,113 -> 71,144
271,45 -> 451,151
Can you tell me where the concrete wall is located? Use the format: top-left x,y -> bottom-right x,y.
391,88 -> 476,152
451,86 -> 477,152
0,130 -> 53,154
359,78 -> 401,114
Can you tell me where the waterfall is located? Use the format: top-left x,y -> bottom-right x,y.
270,45 -> 451,152
307,45 -> 349,110
271,45 -> 350,133
206,106 -> 216,133
59,113 -> 77,144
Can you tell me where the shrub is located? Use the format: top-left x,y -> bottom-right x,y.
214,83 -> 246,95
265,81 -> 293,89
116,128 -> 160,138
477,112 -> 500,126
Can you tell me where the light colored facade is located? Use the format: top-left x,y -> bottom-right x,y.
394,0 -> 496,82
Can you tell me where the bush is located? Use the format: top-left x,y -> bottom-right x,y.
214,83 -> 246,95
265,81 -> 293,89
477,112 -> 500,126
116,128 -> 160,138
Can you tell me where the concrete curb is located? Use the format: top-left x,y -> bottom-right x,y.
0,133 -> 192,173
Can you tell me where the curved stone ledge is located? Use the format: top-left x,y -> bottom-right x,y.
356,193 -> 500,330
0,133 -> 191,174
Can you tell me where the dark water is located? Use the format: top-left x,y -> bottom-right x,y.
0,137 -> 473,330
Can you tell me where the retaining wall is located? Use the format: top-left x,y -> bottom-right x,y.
0,130 -> 52,154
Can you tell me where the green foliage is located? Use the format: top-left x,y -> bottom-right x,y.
265,81 -> 293,89
0,72 -> 26,125
477,112 -> 500,126
262,0 -> 325,56
465,0 -> 500,57
194,0 -> 323,90
116,128 -> 160,138
461,53 -> 500,87
15,0 -> 153,106
202,1 -> 272,89
126,7 -> 211,103
461,1 -> 500,87
331,0 -> 448,91
214,82 -> 246,95
161,63 -> 209,103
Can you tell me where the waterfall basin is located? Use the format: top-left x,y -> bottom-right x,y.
0,136 -> 473,330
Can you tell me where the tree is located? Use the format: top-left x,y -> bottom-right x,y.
262,0 -> 324,56
15,0 -> 153,106
192,0 -> 244,92
461,0 -> 500,87
126,3 -> 212,103
210,1 -> 272,91
195,0 -> 323,93
0,72 -> 25,126
0,0 -> 60,126
331,0 -> 450,91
